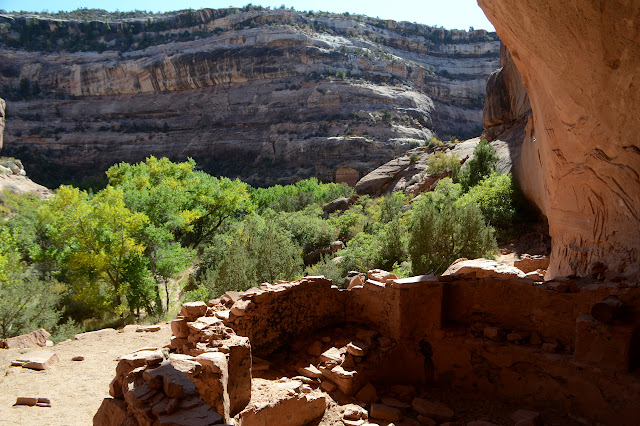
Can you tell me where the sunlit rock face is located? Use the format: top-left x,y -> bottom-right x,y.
0,8 -> 499,187
479,0 -> 640,280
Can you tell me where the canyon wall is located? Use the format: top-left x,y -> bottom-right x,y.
478,0 -> 640,280
0,8 -> 499,187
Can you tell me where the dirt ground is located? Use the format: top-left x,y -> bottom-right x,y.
0,324 -> 171,426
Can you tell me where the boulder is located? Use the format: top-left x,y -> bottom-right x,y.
1,328 -> 50,349
179,301 -> 208,320
442,258 -> 526,279
411,398 -> 454,422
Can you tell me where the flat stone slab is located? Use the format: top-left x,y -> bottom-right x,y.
13,350 -> 59,370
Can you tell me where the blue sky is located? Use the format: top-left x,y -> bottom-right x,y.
0,0 -> 495,31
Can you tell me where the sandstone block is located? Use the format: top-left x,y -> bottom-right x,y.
72,355 -> 85,361
296,363 -> 322,379
158,403 -> 224,426
179,301 -> 208,320
514,254 -> 550,273
574,314 -> 635,371
511,409 -> 542,426
417,416 -> 438,425
321,365 -> 365,396
368,269 -> 399,283
307,340 -> 323,356
347,341 -> 369,357
348,274 -> 365,290
15,397 -> 38,406
93,398 -> 131,426
344,404 -> 368,421
356,382 -> 378,404
319,347 -> 343,364
483,327 -> 504,341
370,403 -> 403,422
381,396 -> 410,409
13,350 -> 59,370
411,398 -> 454,422
236,392 -> 325,426
2,328 -> 50,349
170,318 -> 190,338
136,325 -> 161,332
320,380 -> 337,392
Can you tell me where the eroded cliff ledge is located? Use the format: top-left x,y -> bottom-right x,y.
478,0 -> 640,280
0,8 -> 499,187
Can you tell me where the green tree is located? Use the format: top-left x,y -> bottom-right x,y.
0,226 -> 60,338
460,139 -> 499,190
41,185 -> 151,316
456,172 -> 517,236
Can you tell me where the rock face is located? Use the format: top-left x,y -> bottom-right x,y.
0,8 -> 499,187
478,0 -> 640,280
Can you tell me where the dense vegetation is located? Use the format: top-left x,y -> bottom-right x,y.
0,140 -> 529,341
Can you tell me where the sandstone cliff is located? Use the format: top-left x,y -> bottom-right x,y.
0,8 -> 499,187
478,0 -> 640,280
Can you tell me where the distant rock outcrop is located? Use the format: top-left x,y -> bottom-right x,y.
479,0 -> 640,280
0,8 -> 499,187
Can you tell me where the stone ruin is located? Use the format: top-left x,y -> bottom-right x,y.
95,268 -> 640,425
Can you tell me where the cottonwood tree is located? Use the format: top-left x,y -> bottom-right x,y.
42,185 -> 152,317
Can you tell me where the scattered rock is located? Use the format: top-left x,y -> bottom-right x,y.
320,380 -> 337,392
347,341 -> 369,357
370,403 -> 403,422
136,325 -> 161,332
344,403 -> 368,421
367,269 -> 399,283
514,254 -> 550,273
12,350 -> 59,370
411,398 -> 454,422
319,347 -> 343,364
72,356 -> 85,361
14,397 -> 38,406
307,340 -> 323,356
355,382 -> 378,404
483,327 -> 505,341
511,409 -> 542,426
296,363 -> 322,379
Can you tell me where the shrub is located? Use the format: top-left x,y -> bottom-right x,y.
408,195 -> 496,275
276,207 -> 338,255
456,172 -> 516,236
340,232 -> 381,273
305,255 -> 345,287
459,139 -> 499,190
427,151 -> 461,181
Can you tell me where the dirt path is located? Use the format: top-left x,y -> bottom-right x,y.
0,324 -> 171,426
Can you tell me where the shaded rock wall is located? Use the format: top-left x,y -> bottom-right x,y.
0,9 -> 500,187
477,0 -> 640,280
0,97 -> 4,150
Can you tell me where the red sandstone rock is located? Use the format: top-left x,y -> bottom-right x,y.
296,363 -> 322,379
368,269 -> 399,283
478,0 -> 640,280
307,340 -> 323,356
443,258 -> 526,279
236,392 -> 325,426
514,255 -> 550,274
411,398 -> 454,422
72,355 -> 85,361
15,397 -> 38,406
179,301 -> 208,321
417,416 -> 438,426
370,403 -> 403,422
2,328 -> 50,349
93,398 -> 132,426
467,422 -> 498,426
348,274 -> 365,290
347,341 -> 369,357
574,314 -> 635,371
355,382 -> 378,404
483,327 -> 504,341
12,350 -> 59,370
136,325 -> 161,332
344,404 -> 368,421
511,410 -> 542,426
